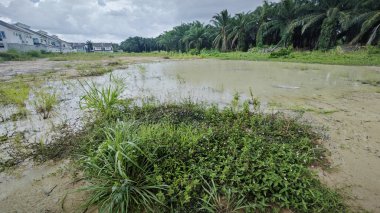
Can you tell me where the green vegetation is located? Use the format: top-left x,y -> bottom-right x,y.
200,48 -> 380,66
50,46 -> 380,66
76,63 -> 113,76
288,105 -> 340,115
0,79 -> 31,106
75,84 -> 345,212
0,49 -> 50,61
120,0 -> 380,53
32,89 -> 58,119
75,61 -> 127,76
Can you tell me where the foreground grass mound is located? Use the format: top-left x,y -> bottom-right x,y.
80,97 -> 345,212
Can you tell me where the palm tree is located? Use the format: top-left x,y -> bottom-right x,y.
182,21 -> 206,51
229,13 -> 252,51
255,1 -> 276,47
298,0 -> 353,50
350,0 -> 380,45
211,10 -> 232,52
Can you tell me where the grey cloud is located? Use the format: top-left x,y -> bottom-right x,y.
0,0 -> 265,42
98,0 -> 106,6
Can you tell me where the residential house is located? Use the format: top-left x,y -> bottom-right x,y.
92,43 -> 113,52
0,20 -> 34,52
14,23 -> 73,53
0,20 -> 74,53
71,42 -> 87,52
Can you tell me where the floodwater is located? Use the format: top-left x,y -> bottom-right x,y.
1,59 -> 380,212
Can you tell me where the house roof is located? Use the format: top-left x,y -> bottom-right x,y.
71,43 -> 86,48
0,20 -> 32,34
12,24 -> 67,43
92,43 -> 113,48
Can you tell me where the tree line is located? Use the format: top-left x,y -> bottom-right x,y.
120,0 -> 380,53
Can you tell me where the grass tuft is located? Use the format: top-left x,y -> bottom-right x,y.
32,88 -> 58,119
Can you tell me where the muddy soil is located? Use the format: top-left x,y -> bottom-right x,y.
0,59 -> 379,212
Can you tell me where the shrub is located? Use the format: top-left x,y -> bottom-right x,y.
80,101 -> 346,212
188,48 -> 200,55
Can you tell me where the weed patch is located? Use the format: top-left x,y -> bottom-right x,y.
76,63 -> 113,76
0,80 -> 30,106
77,94 -> 345,212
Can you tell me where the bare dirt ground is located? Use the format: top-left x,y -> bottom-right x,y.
0,58 -> 379,212
299,91 -> 380,212
0,56 -> 166,80
0,159 -> 89,213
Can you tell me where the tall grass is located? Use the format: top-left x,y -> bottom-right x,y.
80,79 -> 126,118
81,122 -> 166,212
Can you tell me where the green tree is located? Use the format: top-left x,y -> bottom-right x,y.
212,10 -> 232,52
350,0 -> 380,45
298,0 -> 353,50
229,13 -> 252,51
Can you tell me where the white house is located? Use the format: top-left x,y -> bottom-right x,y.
14,23 -> 73,53
0,20 -> 34,52
0,20 -> 74,53
71,42 -> 87,52
93,43 -> 113,52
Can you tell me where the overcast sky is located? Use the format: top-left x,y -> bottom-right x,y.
0,0 -> 266,43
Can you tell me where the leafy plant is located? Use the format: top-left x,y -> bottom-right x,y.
80,80 -> 127,118
81,122 -> 166,213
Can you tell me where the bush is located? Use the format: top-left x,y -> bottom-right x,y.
188,48 -> 200,55
367,46 -> 380,55
80,100 -> 346,212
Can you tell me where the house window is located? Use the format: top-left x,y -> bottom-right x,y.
0,43 -> 4,48
33,38 -> 39,45
0,31 -> 5,40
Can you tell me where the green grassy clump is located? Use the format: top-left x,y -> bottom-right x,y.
0,79 -> 30,106
77,85 -> 345,212
0,49 -> 47,61
32,89 -> 58,119
76,63 -> 114,76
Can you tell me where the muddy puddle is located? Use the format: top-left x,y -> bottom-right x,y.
1,59 -> 380,212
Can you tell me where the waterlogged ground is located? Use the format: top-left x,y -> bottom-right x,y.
0,58 -> 380,212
